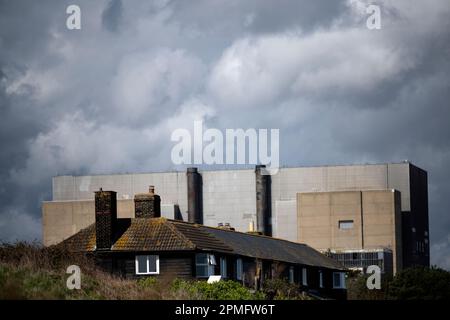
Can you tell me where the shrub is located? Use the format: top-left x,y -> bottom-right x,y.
262,278 -> 309,300
387,266 -> 450,300
171,279 -> 265,300
346,271 -> 390,300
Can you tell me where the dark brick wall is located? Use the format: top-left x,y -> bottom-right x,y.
134,195 -> 161,218
94,190 -> 117,250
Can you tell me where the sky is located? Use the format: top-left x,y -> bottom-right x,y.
0,0 -> 449,269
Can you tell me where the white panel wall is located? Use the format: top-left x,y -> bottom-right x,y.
201,169 -> 256,232
53,172 -> 188,215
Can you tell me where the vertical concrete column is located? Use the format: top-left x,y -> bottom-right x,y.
255,165 -> 272,236
187,167 -> 203,224
360,191 -> 365,249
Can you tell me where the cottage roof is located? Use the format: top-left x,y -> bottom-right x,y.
62,217 -> 344,270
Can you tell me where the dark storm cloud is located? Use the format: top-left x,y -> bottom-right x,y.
0,0 -> 449,268
102,0 -> 123,32
171,0 -> 348,34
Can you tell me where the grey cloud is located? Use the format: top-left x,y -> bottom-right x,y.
102,0 -> 123,32
0,0 -> 449,269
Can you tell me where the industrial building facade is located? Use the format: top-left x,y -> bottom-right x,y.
42,162 -> 430,273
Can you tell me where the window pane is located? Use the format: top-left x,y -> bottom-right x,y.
136,255 -> 147,274
148,255 -> 157,273
196,253 -> 208,265
333,273 -> 341,288
236,259 -> 243,280
196,265 -> 208,277
339,220 -> 354,229
220,258 -> 227,278
302,268 -> 307,285
289,267 -> 294,284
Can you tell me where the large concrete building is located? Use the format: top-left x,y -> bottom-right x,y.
42,162 -> 429,274
298,190 -> 403,274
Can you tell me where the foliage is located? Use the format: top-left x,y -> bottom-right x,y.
346,271 -> 390,300
262,278 -> 309,300
5,241 -> 449,300
346,266 -> 450,300
170,279 -> 265,300
387,266 -> 450,300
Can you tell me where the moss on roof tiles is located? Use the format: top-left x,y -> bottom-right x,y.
112,218 -> 196,251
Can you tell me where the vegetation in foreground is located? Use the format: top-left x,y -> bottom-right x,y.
0,242 -> 310,300
347,266 -> 450,300
2,242 -> 449,300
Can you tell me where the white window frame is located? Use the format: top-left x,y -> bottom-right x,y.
319,270 -> 323,288
220,257 -> 227,278
135,255 -> 160,275
196,253 -> 216,278
302,268 -> 308,286
289,266 -> 295,284
236,258 -> 243,281
332,272 -> 346,289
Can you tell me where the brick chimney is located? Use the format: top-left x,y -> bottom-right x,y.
134,185 -> 161,218
94,188 -> 117,250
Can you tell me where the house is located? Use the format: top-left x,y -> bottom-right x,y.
62,187 -> 347,299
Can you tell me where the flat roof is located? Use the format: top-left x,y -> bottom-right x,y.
53,161 -> 416,179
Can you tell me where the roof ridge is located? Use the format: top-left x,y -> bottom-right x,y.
53,161 -> 416,178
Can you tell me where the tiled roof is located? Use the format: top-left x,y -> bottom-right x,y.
200,226 -> 343,269
113,218 -> 197,251
62,217 -> 343,270
64,224 -> 97,252
63,218 -> 232,253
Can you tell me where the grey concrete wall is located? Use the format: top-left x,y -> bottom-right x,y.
46,163 -> 415,249
201,169 -> 256,233
387,163 -> 411,211
273,200 -> 297,241
53,171 -> 188,212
